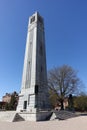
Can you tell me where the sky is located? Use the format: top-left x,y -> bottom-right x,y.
0,0 -> 87,100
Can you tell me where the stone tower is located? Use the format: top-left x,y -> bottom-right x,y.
17,12 -> 50,120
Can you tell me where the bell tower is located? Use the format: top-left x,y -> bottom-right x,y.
16,12 -> 50,120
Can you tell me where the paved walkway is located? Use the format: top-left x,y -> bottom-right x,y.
0,116 -> 87,130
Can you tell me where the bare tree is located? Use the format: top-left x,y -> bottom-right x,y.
48,65 -> 81,110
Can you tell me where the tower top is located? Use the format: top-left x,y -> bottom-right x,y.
29,12 -> 44,25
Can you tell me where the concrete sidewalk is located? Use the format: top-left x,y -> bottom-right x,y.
0,116 -> 87,130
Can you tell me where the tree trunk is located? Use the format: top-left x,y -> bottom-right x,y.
61,100 -> 64,110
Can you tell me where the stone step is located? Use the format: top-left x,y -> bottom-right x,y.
50,110 -> 78,120
0,111 -> 24,122
13,113 -> 24,122
0,111 -> 16,122
50,112 -> 56,120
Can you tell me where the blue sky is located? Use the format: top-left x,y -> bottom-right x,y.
0,0 -> 87,100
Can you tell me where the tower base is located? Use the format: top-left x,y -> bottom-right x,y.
18,111 -> 52,121
0,111 -> 52,122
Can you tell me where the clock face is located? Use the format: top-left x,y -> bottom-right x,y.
30,16 -> 35,24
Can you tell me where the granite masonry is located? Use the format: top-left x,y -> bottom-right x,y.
16,12 -> 51,121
